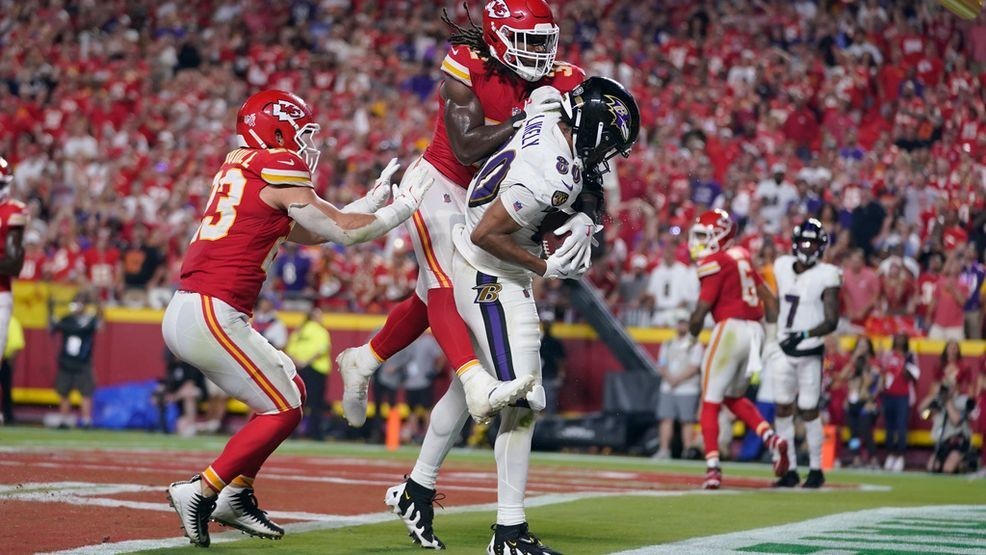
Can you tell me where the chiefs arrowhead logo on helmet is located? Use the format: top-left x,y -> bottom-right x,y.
271,100 -> 305,122
486,0 -> 510,18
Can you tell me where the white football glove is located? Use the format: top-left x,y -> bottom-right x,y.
368,157 -> 400,209
552,213 -> 602,274
342,157 -> 400,213
390,174 -> 433,214
543,246 -> 588,280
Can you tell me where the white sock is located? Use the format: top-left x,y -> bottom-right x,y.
409,379 -> 469,490
495,407 -> 534,526
804,417 -> 824,471
774,415 -> 797,472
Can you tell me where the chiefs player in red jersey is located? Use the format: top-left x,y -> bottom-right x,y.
162,90 -> 432,547
687,209 -> 789,490
333,2 -> 594,550
0,157 -> 26,425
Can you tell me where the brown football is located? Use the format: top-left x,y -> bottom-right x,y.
538,211 -> 572,258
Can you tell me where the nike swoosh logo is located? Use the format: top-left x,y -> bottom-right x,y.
278,159 -> 296,166
404,491 -> 412,501
561,181 -> 574,191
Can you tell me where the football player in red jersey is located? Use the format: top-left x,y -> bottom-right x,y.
162,90 -> 432,547
332,2 -> 596,550
686,209 -> 790,490
0,157 -> 26,425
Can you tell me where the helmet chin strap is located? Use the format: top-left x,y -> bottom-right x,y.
248,129 -> 268,148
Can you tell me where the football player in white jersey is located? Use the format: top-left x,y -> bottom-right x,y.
394,77 -> 637,555
766,218 -> 842,488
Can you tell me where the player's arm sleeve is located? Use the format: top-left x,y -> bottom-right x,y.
499,184 -> 545,229
282,188 -> 413,247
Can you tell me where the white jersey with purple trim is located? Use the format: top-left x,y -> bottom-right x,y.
453,111 -> 582,280
773,255 -> 842,352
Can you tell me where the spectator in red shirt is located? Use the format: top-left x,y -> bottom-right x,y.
84,229 -> 122,302
822,334 -> 849,431
17,231 -> 46,282
928,254 -> 971,341
879,259 -> 915,316
916,251 -> 944,330
880,333 -> 919,472
49,233 -> 86,284
842,249 -> 881,327
782,97 -> 820,160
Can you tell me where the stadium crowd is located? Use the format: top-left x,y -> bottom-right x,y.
1,0 -> 985,339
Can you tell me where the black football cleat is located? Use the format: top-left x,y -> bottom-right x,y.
385,478 -> 446,549
802,469 -> 826,489
487,522 -> 562,555
773,470 -> 801,488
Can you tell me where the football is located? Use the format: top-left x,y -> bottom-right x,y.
538,210 -> 572,258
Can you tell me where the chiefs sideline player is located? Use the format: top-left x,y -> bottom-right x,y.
336,1 -> 593,550
687,209 -> 790,489
163,89 -> 432,547
0,157 -> 26,426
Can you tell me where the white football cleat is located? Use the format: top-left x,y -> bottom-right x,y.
212,487 -> 284,540
167,475 -> 216,547
337,345 -> 380,427
460,365 -> 535,424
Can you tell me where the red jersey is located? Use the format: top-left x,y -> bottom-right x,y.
424,46 -> 586,188
180,148 -> 311,315
49,243 -> 85,283
696,246 -> 765,322
18,249 -> 46,281
0,199 -> 28,292
84,247 -> 120,289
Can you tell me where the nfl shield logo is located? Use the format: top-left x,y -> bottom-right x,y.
443,194 -> 452,204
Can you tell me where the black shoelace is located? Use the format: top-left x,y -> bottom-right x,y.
235,490 -> 276,527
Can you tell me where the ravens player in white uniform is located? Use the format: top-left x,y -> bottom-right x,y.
449,77 -> 638,554
766,219 -> 841,488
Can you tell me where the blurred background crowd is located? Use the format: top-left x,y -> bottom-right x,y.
1,0 -> 985,339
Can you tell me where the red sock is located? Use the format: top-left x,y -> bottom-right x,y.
426,288 -> 478,372
369,295 -> 430,360
202,407 -> 302,492
700,401 -> 721,463
723,397 -> 772,440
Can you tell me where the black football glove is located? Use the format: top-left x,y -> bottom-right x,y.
779,330 -> 809,356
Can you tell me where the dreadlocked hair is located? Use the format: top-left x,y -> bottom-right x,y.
440,3 -> 514,79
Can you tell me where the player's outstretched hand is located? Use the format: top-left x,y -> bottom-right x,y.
391,174 -> 433,214
367,157 -> 400,210
553,213 -> 601,274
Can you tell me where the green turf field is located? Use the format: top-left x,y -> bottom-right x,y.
2,427 -> 983,554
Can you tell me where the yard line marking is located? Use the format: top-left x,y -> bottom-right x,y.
610,505 -> 986,555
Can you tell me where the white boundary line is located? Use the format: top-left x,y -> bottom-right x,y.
36,488 -> 715,555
